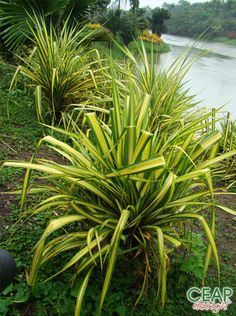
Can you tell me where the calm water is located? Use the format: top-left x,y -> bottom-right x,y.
158,34 -> 236,118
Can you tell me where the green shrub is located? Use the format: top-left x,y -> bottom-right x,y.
101,10 -> 148,46
3,70 -> 236,315
10,17 -> 108,124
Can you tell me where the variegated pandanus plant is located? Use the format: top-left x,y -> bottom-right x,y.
3,69 -> 236,315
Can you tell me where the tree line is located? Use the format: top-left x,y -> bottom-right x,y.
164,0 -> 236,38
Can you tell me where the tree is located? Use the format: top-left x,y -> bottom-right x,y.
118,12 -> 139,45
165,0 -> 236,38
102,9 -> 122,36
151,7 -> 170,36
136,16 -> 148,32
129,0 -> 139,15
103,9 -> 139,45
87,0 -> 111,15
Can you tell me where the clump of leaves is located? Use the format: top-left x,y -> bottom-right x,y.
3,73 -> 236,315
219,113 -> 236,188
0,0 -> 98,51
177,232 -> 206,280
10,16 -> 109,124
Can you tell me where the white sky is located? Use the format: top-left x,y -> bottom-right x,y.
119,0 -> 209,9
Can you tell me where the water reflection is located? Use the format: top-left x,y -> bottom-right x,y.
156,34 -> 236,118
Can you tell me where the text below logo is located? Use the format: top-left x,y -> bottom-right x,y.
187,287 -> 233,314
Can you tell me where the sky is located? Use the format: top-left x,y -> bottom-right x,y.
130,0 -> 208,8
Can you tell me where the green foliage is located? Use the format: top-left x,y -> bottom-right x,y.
1,174 -> 235,315
129,0 -> 140,15
90,0 -> 110,13
0,88 -> 40,147
150,8 -> 171,36
116,41 -> 197,128
3,45 -> 236,314
0,0 -> 101,51
0,0 -> 65,51
0,59 -> 14,88
128,40 -> 170,53
136,16 -> 149,32
117,12 -> 139,45
178,233 -> 206,280
0,5 -> 236,314
0,199 -> 76,316
101,9 -> 149,45
10,17 -> 107,124
165,0 -> 236,39
218,114 -> 236,187
213,36 -> 236,46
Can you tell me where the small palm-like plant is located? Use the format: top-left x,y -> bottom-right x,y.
114,41 -> 201,132
66,40 -> 200,132
3,76 -> 236,314
10,17 -> 108,124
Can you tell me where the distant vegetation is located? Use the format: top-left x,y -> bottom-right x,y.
0,0 -> 170,56
165,0 -> 236,40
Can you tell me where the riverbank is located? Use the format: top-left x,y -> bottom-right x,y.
161,34 -> 236,118
213,36 -> 236,47
94,39 -> 170,59
129,40 -> 170,53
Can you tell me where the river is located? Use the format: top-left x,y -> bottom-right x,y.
159,34 -> 236,119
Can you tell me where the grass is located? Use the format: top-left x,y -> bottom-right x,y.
0,64 -> 41,187
93,38 -> 170,60
213,36 -> 236,46
93,42 -> 125,59
128,40 -> 170,53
